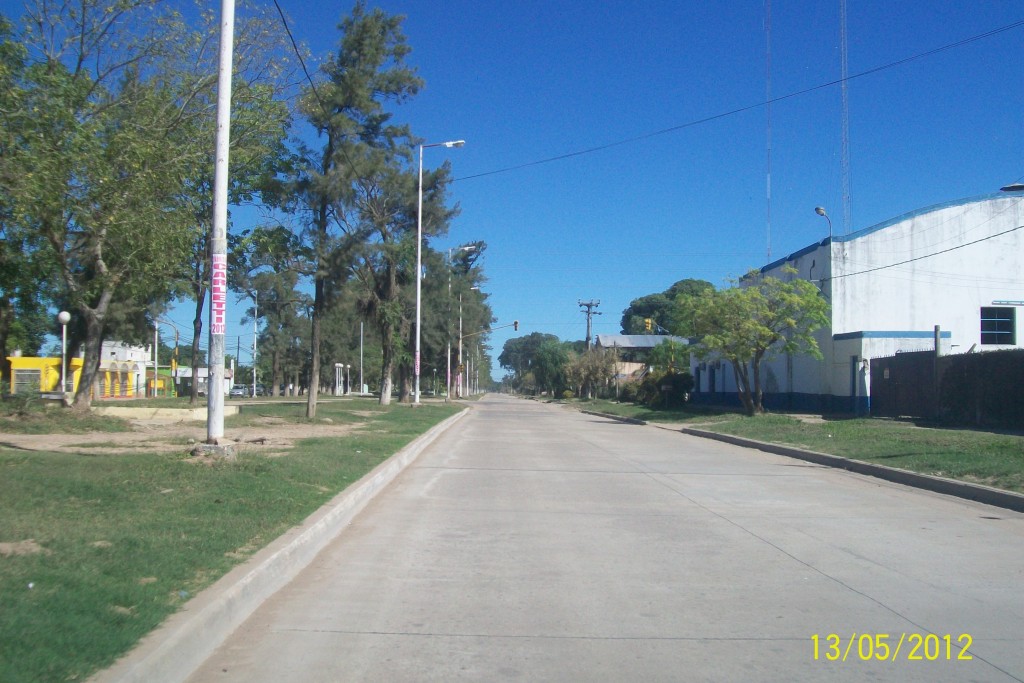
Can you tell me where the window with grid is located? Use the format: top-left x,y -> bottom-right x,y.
980,307 -> 1016,345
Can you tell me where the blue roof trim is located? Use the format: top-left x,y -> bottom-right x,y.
759,239 -> 829,274
833,192 -> 1010,243
834,330 -> 952,341
759,192 -> 1017,274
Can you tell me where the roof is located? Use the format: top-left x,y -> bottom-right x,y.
758,190 -> 1023,275
595,334 -> 689,349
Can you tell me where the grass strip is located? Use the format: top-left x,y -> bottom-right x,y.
697,413 -> 1024,494
575,398 -> 1024,493
0,400 -> 460,683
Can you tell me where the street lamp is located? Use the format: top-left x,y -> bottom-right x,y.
416,139 -> 465,405
457,286 -> 480,399
251,290 -> 258,399
447,245 -> 476,401
814,206 -> 833,239
57,311 -> 70,396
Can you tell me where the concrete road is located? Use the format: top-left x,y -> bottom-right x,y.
187,395 -> 1024,682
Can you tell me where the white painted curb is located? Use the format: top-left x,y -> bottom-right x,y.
90,408 -> 468,683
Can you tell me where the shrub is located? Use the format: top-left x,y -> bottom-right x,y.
634,370 -> 694,408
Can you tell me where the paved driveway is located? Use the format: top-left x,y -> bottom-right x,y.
187,395 -> 1024,682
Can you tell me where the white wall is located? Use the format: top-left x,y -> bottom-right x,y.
831,194 -> 1024,351
751,192 -> 1023,403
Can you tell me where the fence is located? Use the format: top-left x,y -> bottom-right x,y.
870,349 -> 1024,426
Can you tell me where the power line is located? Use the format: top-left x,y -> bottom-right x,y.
271,0 -> 328,117
455,19 -> 1024,183
825,223 -> 1024,282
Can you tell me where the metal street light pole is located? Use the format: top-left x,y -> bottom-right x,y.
446,245 -> 476,401
57,311 -> 70,397
457,285 -> 480,399
252,290 -> 258,398
815,206 -> 832,239
416,139 -> 465,405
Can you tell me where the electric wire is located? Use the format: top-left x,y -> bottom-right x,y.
455,19 -> 1024,183
824,223 -> 1024,282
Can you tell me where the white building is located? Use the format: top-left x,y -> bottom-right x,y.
692,189 -> 1024,412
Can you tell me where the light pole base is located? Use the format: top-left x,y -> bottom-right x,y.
192,443 -> 236,460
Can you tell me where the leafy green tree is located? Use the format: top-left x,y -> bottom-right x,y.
498,332 -> 559,393
620,278 -> 713,335
2,1 -> 291,409
0,15 -> 49,382
565,345 -> 617,399
647,338 -> 688,372
532,339 -> 570,396
681,268 -> 829,415
291,1 -> 424,412
6,3 -> 195,409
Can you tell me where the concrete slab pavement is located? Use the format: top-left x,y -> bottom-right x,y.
182,396 -> 1023,682
89,409 -> 468,683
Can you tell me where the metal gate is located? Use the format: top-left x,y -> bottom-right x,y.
870,351 -> 936,419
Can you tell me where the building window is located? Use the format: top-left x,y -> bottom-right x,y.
980,307 -> 1015,345
13,368 -> 40,394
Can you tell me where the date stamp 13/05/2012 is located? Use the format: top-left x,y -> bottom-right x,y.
811,633 -> 973,662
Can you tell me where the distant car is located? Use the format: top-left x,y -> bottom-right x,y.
254,384 -> 266,396
229,385 -> 249,398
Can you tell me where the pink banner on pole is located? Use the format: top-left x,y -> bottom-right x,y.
211,254 -> 227,335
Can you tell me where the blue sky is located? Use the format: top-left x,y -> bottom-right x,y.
354,0 -> 1024,379
8,1 -> 1023,380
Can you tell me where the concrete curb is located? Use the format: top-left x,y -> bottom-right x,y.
579,409 -> 647,426
90,408 -> 469,683
682,427 -> 1024,513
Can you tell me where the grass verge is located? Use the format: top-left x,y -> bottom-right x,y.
0,400 -> 461,683
575,399 -> 1024,493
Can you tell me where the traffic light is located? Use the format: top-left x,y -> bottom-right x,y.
644,318 -> 652,332
513,320 -> 519,331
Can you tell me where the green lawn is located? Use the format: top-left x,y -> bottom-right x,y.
578,399 -> 1024,493
0,400 -> 461,683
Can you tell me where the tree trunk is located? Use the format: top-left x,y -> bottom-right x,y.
271,348 -> 282,396
398,364 -> 411,403
305,300 -> 321,417
0,300 -> 12,386
752,352 -> 765,414
731,360 -> 756,416
379,351 -> 393,406
72,308 -> 107,412
189,290 -> 205,407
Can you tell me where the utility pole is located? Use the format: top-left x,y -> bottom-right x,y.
206,0 -> 234,447
578,299 -> 602,347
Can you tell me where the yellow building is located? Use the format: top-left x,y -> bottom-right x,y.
7,356 -> 84,395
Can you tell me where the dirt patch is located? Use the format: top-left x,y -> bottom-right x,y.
0,539 -> 51,557
0,416 -> 362,457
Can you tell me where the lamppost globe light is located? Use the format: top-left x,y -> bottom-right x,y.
814,206 -> 827,217
57,311 -> 70,397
